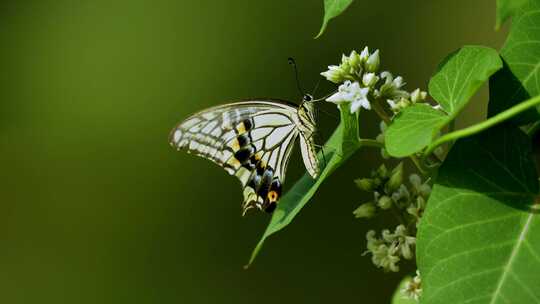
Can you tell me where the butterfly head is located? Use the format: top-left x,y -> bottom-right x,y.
302,94 -> 313,103
298,94 -> 318,132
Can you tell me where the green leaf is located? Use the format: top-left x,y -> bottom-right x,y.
391,276 -> 418,304
496,0 -> 527,29
417,126 -> 540,304
315,0 -> 354,38
385,104 -> 446,158
489,0 -> 540,123
429,46 -> 502,120
385,46 -> 502,157
246,105 -> 361,267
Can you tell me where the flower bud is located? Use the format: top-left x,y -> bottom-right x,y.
409,174 -> 422,189
386,162 -> 404,192
376,164 -> 388,178
354,178 -> 375,192
348,50 -> 361,67
360,46 -> 370,61
410,88 -> 427,103
378,195 -> 393,209
419,184 -> 432,197
362,72 -> 379,87
320,65 -> 344,83
353,202 -> 377,218
393,76 -> 404,88
366,49 -> 380,72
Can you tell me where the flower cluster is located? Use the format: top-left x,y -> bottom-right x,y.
353,164 -> 431,271
366,225 -> 416,272
321,47 -> 429,115
352,163 -> 405,218
401,271 -> 422,301
321,48 -> 379,84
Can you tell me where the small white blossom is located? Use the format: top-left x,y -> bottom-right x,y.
431,104 -> 443,111
377,71 -> 409,100
362,72 -> 379,87
401,271 -> 422,301
326,81 -> 371,113
393,225 -> 416,260
320,65 -> 343,83
387,99 -> 397,110
371,242 -> 400,272
392,184 -> 410,204
393,76 -> 404,89
410,88 -> 427,103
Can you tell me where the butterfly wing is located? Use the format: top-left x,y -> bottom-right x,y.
299,133 -> 320,179
169,100 -> 301,214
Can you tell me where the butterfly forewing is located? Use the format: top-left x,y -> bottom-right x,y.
169,100 -> 316,214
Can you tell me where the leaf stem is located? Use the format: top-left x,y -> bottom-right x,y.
371,98 -> 429,175
358,138 -> 384,148
425,94 -> 540,156
372,100 -> 391,124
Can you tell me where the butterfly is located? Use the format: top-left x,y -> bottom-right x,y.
169,94 -> 321,215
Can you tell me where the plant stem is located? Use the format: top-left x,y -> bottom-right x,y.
371,98 -> 428,175
372,99 -> 392,123
425,94 -> 540,156
358,138 -> 384,148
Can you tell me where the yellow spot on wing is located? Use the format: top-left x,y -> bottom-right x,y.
230,138 -> 240,151
236,122 -> 246,134
227,157 -> 241,169
268,190 -> 278,202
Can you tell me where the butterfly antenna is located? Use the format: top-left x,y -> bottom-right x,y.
312,90 -> 337,102
288,57 -> 305,96
312,77 -> 322,97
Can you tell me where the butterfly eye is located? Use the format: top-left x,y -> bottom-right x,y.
303,94 -> 313,102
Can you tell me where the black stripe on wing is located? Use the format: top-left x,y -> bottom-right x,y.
169,101 -> 300,214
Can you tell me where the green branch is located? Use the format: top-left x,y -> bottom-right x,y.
358,138 -> 383,148
425,94 -> 540,156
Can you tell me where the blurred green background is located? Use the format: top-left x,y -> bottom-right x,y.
0,0 -> 507,303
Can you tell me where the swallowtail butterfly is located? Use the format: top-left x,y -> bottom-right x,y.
169,95 -> 320,215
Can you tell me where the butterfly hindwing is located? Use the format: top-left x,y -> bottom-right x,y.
170,100 -> 306,214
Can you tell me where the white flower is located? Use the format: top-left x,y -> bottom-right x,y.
393,76 -> 404,89
392,184 -> 410,203
410,88 -> 427,103
377,71 -> 409,100
326,80 -> 371,113
387,99 -> 397,110
320,65 -> 343,83
362,72 -> 379,87
401,271 -> 422,301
